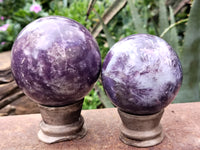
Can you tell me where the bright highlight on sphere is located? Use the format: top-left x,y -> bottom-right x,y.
102,34 -> 183,115
11,16 -> 101,106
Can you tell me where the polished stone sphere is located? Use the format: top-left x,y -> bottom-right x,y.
11,16 -> 101,106
102,34 -> 182,115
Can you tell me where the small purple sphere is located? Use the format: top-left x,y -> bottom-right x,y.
102,34 -> 182,115
11,16 -> 101,106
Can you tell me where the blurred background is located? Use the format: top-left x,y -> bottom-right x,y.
0,0 -> 199,115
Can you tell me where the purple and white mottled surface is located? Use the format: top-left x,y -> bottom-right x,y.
102,34 -> 183,115
11,16 -> 101,106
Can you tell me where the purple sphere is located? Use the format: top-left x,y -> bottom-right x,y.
11,16 -> 101,106
102,34 -> 182,115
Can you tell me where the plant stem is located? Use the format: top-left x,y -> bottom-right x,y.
160,18 -> 188,38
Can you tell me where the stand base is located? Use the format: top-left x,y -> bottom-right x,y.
118,109 -> 164,147
38,100 -> 86,144
119,128 -> 164,147
38,116 -> 87,144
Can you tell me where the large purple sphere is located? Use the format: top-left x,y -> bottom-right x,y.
11,16 -> 101,106
102,34 -> 182,115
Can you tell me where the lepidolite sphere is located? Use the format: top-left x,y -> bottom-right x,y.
11,16 -> 101,106
102,34 -> 182,115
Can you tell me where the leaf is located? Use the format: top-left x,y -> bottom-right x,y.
91,0 -> 127,38
94,10 -> 115,48
159,0 -> 170,40
169,6 -> 180,56
94,84 -> 114,108
127,0 -> 147,33
174,0 -> 200,102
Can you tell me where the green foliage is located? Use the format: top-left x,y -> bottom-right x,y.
0,0 -> 48,52
169,6 -> 180,56
13,3 -> 48,27
94,10 -> 115,48
0,0 -> 28,18
158,0 -> 170,40
94,81 -> 114,108
175,0 -> 200,102
82,88 -> 102,110
128,0 -> 147,34
49,0 -> 93,29
0,20 -> 21,51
